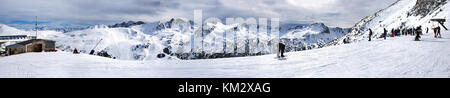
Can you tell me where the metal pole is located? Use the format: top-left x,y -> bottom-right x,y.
91,39 -> 103,51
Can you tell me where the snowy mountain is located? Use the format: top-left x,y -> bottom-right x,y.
326,0 -> 448,46
144,18 -> 348,59
0,24 -> 30,36
281,23 -> 349,51
1,19 -> 347,60
6,23 -> 89,33
108,21 -> 145,28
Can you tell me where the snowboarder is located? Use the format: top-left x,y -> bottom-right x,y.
368,29 -> 373,41
415,26 -> 422,41
383,28 -> 387,40
278,43 -> 286,58
73,48 -> 79,54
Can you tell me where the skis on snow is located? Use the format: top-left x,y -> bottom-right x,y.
275,55 -> 287,60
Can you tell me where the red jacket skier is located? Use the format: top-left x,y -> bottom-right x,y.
391,28 -> 395,37
434,27 -> 438,38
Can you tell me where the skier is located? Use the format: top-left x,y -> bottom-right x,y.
415,26 -> 422,41
437,26 -> 442,38
433,27 -> 438,38
384,28 -> 387,40
73,48 -> 79,54
402,29 -> 407,35
391,28 -> 395,37
278,43 -> 286,58
368,29 -> 373,41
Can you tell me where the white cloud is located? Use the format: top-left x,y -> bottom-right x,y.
0,0 -> 397,28
286,0 -> 339,11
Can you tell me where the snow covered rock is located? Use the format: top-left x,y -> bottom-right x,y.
281,23 -> 349,51
108,21 -> 145,28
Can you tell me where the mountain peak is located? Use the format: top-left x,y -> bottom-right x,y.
108,21 -> 145,28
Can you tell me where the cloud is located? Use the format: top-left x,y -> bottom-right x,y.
0,0 -> 397,28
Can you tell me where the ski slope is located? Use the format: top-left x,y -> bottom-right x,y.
0,29 -> 448,78
327,0 -> 448,46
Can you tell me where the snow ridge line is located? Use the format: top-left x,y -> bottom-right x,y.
324,0 -> 403,47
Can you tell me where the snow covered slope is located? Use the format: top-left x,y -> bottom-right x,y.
1,28 -> 449,78
0,24 -> 30,36
326,0 -> 448,46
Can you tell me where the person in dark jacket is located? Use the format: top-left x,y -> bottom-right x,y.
415,26 -> 422,41
73,48 -> 79,54
384,28 -> 387,40
402,29 -> 408,35
278,43 -> 286,58
437,26 -> 442,38
434,27 -> 438,38
368,29 -> 373,41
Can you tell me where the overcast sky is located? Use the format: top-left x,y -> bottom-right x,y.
0,0 -> 397,28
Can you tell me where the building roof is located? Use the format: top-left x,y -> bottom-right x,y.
15,39 -> 55,45
6,39 -> 55,48
0,35 -> 28,40
0,35 -> 28,38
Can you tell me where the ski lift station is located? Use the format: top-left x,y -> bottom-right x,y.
0,35 -> 56,56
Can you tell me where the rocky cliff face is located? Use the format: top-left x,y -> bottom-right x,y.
410,0 -> 447,17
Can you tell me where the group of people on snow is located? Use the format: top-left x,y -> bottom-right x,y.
73,48 -> 116,59
368,25 -> 443,41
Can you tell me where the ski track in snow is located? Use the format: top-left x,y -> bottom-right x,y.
0,30 -> 449,78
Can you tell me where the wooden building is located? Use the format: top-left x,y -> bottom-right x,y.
5,39 -> 56,55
